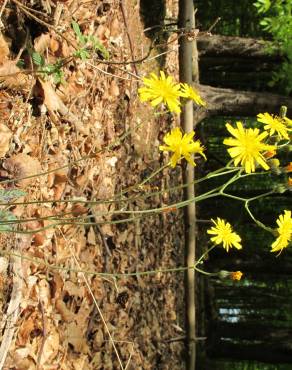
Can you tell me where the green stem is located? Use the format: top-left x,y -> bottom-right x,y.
3,244 -> 217,278
245,198 -> 274,234
0,167 -> 235,208
194,266 -> 218,276
1,188 -> 221,229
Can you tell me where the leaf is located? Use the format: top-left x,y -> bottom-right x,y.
0,210 -> 17,232
34,33 -> 51,54
91,36 -> 110,60
0,61 -> 29,90
38,79 -> 83,130
0,189 -> 26,202
3,153 -> 42,188
16,59 -> 25,68
72,20 -> 85,45
0,123 -> 12,158
32,52 -> 45,66
74,48 -> 90,61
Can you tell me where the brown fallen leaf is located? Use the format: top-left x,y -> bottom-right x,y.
0,61 -> 29,90
3,153 -> 42,187
39,79 -> 86,132
39,326 -> 60,365
66,322 -> 89,353
0,123 -> 12,158
34,33 -> 51,54
55,299 -> 75,322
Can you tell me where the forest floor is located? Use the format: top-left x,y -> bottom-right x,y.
0,0 -> 187,369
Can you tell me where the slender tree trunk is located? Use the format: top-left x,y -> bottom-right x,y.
178,1 -> 196,369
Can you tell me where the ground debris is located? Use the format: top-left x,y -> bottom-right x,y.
0,0 -> 184,368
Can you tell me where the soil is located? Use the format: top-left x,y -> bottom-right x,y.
0,0 -> 186,369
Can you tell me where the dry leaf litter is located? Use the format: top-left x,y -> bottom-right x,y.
0,0 -> 185,369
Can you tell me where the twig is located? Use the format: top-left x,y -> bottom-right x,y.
0,235 -> 29,369
207,17 -> 221,33
11,0 -> 76,49
119,0 -> 139,77
36,301 -> 47,369
0,0 -> 9,20
59,229 -> 125,370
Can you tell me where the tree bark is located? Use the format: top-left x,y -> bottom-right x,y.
193,84 -> 292,123
197,34 -> 282,60
179,1 -> 197,369
197,35 -> 285,92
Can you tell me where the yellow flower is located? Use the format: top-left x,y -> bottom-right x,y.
159,127 -> 206,167
257,112 -> 289,140
284,116 -> 292,127
288,177 -> 292,187
230,271 -> 243,281
271,210 -> 292,253
138,71 -> 182,113
179,83 -> 206,106
207,218 -> 242,252
223,121 -> 276,174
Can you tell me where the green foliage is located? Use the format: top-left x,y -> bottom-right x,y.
253,0 -> 292,93
32,51 -> 45,67
32,52 -> 64,84
0,189 -> 26,203
0,210 -> 17,232
72,20 -> 110,61
196,0 -> 264,37
29,22 -> 109,84
16,59 -> 25,68
0,189 -> 25,232
253,0 -> 271,13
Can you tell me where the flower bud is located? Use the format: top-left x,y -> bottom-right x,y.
218,270 -> 243,281
230,271 -> 243,281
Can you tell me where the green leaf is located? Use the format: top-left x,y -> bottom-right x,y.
53,70 -> 64,84
91,37 -> 110,60
32,52 -> 45,66
72,20 -> 85,45
16,59 -> 25,68
0,210 -> 17,232
74,48 -> 90,61
0,189 -> 26,203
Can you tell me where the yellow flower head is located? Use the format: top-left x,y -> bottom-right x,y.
271,210 -> 292,253
159,127 -> 206,168
207,218 -> 242,252
257,112 -> 290,140
230,271 -> 243,281
138,71 -> 182,113
223,121 -> 276,173
288,177 -> 292,187
284,116 -> 292,127
179,83 -> 206,106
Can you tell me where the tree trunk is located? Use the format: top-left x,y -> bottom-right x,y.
179,1 -> 197,369
193,84 -> 292,123
197,34 -> 282,60
196,35 -> 285,91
